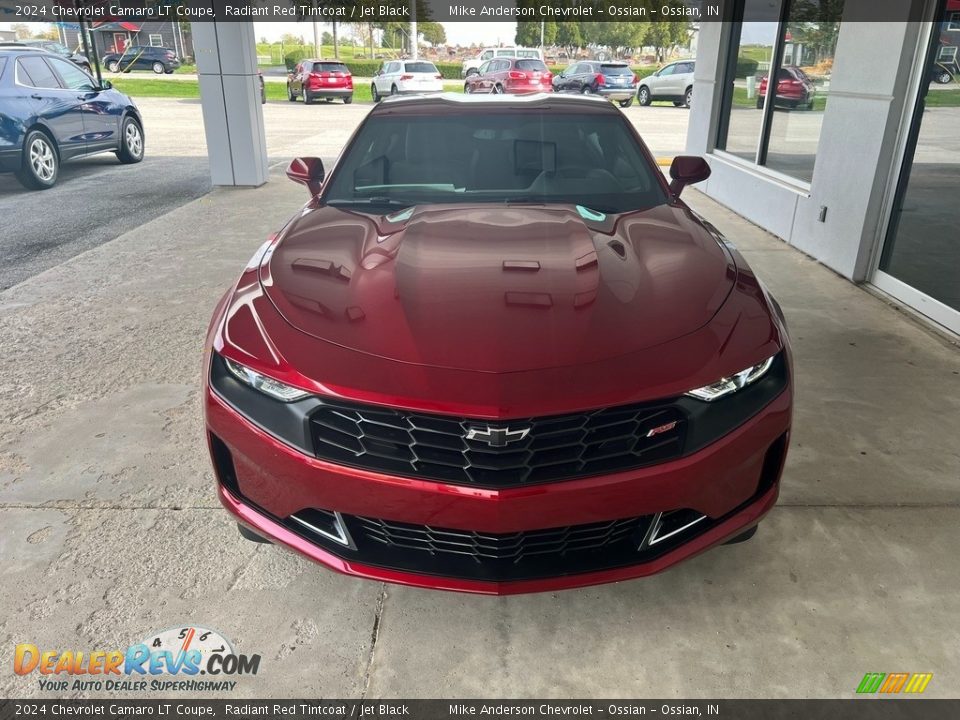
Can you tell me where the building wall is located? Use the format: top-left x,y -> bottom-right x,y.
687,1 -> 926,282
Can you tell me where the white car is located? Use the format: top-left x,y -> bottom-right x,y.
636,60 -> 696,108
371,60 -> 444,102
461,47 -> 542,77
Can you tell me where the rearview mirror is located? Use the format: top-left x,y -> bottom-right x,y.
287,157 -> 325,196
669,156 -> 711,198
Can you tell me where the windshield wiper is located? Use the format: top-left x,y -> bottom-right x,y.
327,197 -> 412,209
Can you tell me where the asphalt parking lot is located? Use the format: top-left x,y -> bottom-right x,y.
1,97 -> 958,699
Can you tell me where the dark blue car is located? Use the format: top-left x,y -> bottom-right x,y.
0,47 -> 144,190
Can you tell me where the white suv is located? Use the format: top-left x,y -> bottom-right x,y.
372,60 -> 444,101
636,60 -> 696,108
461,47 -> 542,77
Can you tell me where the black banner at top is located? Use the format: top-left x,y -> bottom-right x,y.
0,0 -> 931,24
2,700 -> 960,720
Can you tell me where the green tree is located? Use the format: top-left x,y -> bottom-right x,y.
643,21 -> 690,63
516,21 -> 557,47
555,22 -> 582,52
583,22 -> 648,56
420,21 -> 446,46
322,31 -> 335,46
10,23 -> 33,40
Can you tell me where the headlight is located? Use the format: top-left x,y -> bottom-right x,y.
223,357 -> 309,402
685,356 -> 776,402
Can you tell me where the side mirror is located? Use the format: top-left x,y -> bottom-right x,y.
669,156 -> 711,198
99,79 -> 113,90
287,157 -> 325,196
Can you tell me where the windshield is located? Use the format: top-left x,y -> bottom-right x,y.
324,112 -> 666,214
404,62 -> 438,74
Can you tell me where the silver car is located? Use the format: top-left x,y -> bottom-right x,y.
637,60 -> 695,108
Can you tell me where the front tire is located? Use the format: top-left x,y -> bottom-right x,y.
152,61 -> 164,74
371,84 -> 380,102
492,83 -> 504,94
116,116 -> 144,164
936,69 -> 953,84
107,60 -> 120,73
16,130 -> 58,190
464,82 -> 472,94
724,525 -> 758,545
684,87 -> 693,108
237,523 -> 272,544
637,86 -> 651,106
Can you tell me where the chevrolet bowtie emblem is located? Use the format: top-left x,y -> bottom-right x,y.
465,425 -> 531,448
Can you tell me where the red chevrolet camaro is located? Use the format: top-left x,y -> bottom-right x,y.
203,94 -> 792,595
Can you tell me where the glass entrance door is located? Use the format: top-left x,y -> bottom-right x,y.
875,0 -> 960,334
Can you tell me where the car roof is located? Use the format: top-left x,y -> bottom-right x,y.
0,46 -> 47,55
374,92 -> 617,114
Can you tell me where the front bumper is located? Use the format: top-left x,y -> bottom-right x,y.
205,378 -> 791,594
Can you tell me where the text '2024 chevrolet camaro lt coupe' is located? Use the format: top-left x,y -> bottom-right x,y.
203,93 -> 792,595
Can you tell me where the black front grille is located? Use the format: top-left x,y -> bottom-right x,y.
309,400 -> 685,488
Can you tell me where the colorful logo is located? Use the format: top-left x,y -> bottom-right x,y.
14,626 -> 260,692
856,672 -> 933,695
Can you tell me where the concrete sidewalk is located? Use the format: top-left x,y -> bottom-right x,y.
0,173 -> 958,699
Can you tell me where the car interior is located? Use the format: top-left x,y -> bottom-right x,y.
326,113 -> 664,212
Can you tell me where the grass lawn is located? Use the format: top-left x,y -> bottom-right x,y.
111,78 -> 467,103
924,88 -> 960,107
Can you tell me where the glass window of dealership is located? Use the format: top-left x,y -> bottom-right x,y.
688,0 -> 960,335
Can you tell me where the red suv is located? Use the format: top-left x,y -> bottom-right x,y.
287,60 -> 353,104
464,57 -> 553,94
757,66 -> 815,110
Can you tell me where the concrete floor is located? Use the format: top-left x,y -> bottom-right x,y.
1,100 -> 958,700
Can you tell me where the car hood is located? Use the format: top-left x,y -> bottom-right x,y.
261,203 -> 736,373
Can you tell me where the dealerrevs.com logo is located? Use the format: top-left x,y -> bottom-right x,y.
14,626 -> 260,693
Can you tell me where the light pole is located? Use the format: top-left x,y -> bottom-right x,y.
410,0 -> 417,59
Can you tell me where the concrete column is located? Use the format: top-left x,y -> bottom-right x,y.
192,22 -> 268,187
686,0 -> 924,282
686,21 -> 730,157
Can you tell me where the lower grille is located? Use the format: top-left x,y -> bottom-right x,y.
309,399 -> 685,489
337,514 -> 658,582
355,516 -> 646,564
